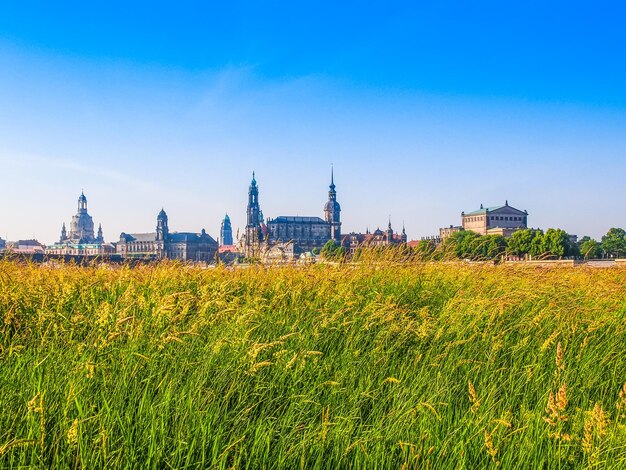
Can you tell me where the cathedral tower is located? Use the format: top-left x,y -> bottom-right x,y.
245,172 -> 263,256
324,167 -> 341,242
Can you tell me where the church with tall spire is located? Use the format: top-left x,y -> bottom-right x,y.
241,169 -> 343,259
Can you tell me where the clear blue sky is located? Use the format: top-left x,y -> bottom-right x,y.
1,1 -> 625,243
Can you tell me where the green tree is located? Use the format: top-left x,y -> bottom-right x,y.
543,228 -> 571,259
579,236 -> 602,259
320,240 -> 346,261
508,229 -> 541,258
529,231 -> 546,258
486,235 -> 508,260
445,230 -> 481,259
601,228 -> 626,258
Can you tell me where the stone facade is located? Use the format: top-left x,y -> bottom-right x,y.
6,240 -> 45,254
461,201 -> 528,236
439,225 -> 462,239
242,170 -> 341,258
436,201 -> 529,241
116,209 -> 218,262
46,243 -> 116,256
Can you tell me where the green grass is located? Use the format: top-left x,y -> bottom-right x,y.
1,260 -> 626,468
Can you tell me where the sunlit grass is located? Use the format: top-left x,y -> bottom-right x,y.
1,259 -> 625,468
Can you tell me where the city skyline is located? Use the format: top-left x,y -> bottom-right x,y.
2,3 -> 626,242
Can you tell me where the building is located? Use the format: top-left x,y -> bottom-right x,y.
220,214 -> 234,246
59,192 -> 104,244
0,237 -> 5,251
241,170 -> 341,259
6,239 -> 46,254
439,225 -> 462,240
46,192 -> 111,256
45,243 -> 116,256
439,201 -> 528,240
461,201 -> 528,236
116,209 -> 218,262
344,221 -> 407,255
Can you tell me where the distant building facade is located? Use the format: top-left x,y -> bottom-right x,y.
116,209 -> 218,262
220,214 -> 234,246
439,201 -> 528,240
344,221 -> 407,255
46,243 -> 116,256
461,201 -> 528,236
439,225 -> 462,239
6,239 -> 46,254
241,170 -> 342,259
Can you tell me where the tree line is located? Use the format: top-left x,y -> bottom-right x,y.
320,227 -> 626,262
415,227 -> 626,261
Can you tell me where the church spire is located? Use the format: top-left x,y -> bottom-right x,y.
324,166 -> 341,242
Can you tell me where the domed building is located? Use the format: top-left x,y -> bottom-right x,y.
46,192 -> 113,256
59,192 -> 103,244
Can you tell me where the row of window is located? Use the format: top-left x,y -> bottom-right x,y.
490,216 -> 525,222
466,215 -> 525,223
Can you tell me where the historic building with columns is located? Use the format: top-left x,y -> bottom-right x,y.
439,201 -> 529,240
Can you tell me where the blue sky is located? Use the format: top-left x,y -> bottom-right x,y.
1,1 -> 626,243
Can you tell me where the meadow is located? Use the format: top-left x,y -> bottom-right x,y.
0,259 -> 625,468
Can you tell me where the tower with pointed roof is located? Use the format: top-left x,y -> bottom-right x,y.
244,172 -> 263,257
324,167 -> 341,242
386,217 -> 394,242
220,214 -> 233,246
60,223 -> 68,242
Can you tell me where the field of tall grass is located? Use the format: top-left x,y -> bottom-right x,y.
1,259 -> 625,468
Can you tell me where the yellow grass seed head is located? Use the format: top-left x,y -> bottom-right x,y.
27,393 -> 43,414
66,419 -> 79,446
544,384 -> 568,428
555,342 -> 565,371
249,361 -> 273,374
541,331 -> 560,352
383,377 -> 401,384
484,430 -> 499,464
556,383 -> 568,412
468,381 -> 480,414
